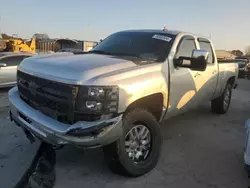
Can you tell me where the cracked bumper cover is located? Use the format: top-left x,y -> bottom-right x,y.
8,87 -> 123,147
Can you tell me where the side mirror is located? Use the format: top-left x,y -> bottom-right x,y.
174,50 -> 209,71
0,63 -> 7,67
190,49 -> 209,71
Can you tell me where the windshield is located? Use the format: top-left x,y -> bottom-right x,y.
90,31 -> 175,62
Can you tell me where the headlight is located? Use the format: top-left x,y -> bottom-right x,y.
88,88 -> 105,98
75,86 -> 119,114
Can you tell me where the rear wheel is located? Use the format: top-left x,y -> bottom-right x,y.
103,109 -> 162,177
211,83 -> 232,114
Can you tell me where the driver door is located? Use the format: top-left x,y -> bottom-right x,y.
165,36 -> 199,118
166,35 -> 212,119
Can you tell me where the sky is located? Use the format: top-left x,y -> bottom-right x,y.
0,0 -> 249,51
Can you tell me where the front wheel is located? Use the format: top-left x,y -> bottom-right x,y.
211,83 -> 232,114
103,109 -> 162,177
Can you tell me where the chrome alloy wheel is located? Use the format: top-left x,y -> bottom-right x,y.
125,124 -> 151,163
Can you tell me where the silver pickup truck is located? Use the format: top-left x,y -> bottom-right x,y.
8,29 -> 238,177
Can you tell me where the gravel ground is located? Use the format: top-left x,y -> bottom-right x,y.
54,79 -> 250,188
0,88 -> 40,188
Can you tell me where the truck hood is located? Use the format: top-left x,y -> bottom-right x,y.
18,53 -> 138,85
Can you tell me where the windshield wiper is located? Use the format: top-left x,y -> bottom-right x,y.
110,52 -> 142,59
114,53 -> 160,62
88,51 -> 158,62
89,51 -> 141,59
143,57 -> 159,62
88,50 -> 112,55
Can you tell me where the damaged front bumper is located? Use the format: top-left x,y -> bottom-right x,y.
8,87 -> 123,147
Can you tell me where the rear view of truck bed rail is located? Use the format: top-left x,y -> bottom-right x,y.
217,59 -> 238,63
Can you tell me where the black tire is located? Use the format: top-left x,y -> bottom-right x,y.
245,165 -> 250,178
211,83 -> 232,114
103,109 -> 162,177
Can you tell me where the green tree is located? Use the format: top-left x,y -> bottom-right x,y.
231,50 -> 243,57
32,33 -> 49,40
245,46 -> 250,56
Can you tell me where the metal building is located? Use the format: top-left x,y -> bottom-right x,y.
36,39 -> 97,54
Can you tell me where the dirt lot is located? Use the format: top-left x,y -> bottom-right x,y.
1,80 -> 250,188
0,88 -> 39,188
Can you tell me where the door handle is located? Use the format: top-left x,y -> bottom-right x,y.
212,69 -> 217,74
194,72 -> 201,78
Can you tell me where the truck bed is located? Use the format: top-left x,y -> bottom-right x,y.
217,59 -> 239,63
214,59 -> 238,97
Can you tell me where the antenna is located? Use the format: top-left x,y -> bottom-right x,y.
163,26 -> 168,32
209,33 -> 212,39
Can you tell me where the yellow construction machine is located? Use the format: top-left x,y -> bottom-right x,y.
0,37 -> 36,54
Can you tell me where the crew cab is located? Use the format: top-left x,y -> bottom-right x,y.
8,29 -> 238,177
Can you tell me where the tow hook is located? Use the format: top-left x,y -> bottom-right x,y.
9,111 -> 13,122
52,144 -> 64,150
23,128 -> 36,144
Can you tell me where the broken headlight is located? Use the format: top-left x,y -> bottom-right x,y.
75,86 -> 119,114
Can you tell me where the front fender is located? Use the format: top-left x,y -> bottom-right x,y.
91,63 -> 169,113
116,64 -> 169,113
118,75 -> 168,112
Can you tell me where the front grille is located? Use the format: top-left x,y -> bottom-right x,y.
74,112 -> 101,122
17,70 -> 78,124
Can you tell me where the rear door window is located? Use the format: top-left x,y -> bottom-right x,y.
198,40 -> 214,64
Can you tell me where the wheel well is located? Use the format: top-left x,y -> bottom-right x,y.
227,76 -> 235,86
125,93 -> 164,121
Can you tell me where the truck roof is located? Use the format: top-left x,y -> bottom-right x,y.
120,29 -> 182,35
119,29 -> 210,40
